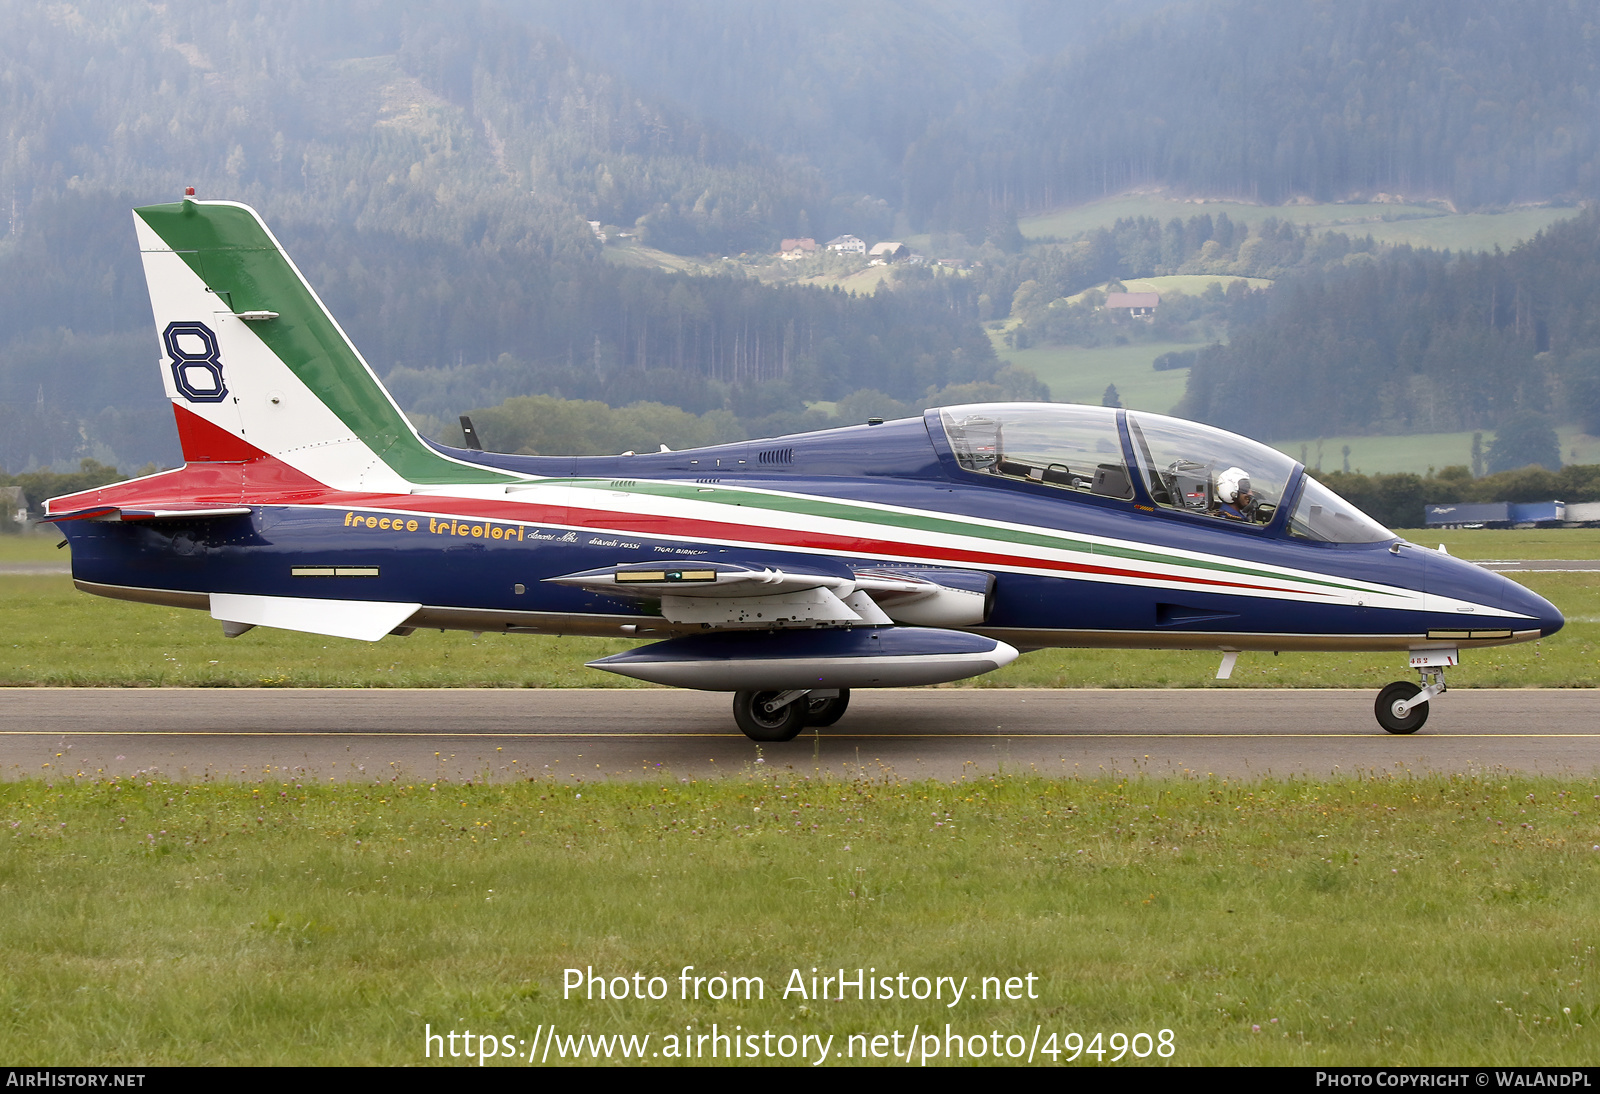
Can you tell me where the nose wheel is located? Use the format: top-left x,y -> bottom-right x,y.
1374,650 -> 1456,734
1375,681 -> 1428,734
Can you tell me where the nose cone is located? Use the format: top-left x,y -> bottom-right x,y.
1501,575 -> 1564,638
1425,551 -> 1565,638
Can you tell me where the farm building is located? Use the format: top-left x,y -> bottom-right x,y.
1104,291 -> 1160,318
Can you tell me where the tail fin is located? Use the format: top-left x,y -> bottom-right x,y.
134,199 -> 510,488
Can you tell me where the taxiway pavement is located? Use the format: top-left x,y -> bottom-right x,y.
1,687 -> 1595,782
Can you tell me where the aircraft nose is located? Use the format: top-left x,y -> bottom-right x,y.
1501,574 -> 1564,638
1426,551 -> 1564,638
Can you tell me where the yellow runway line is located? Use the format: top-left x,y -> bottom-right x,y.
1,731 -> 1594,740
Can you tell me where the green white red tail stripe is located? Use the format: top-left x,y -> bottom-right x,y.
135,199 -> 517,489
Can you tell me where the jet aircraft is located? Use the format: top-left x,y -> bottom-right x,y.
46,199 -> 1564,740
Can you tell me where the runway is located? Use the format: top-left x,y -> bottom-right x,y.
2,687 -> 1596,782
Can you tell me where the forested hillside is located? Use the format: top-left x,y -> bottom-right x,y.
2,0 -> 1598,474
513,0 -> 1106,203
906,0 -> 1600,233
0,1 -> 1003,470
1176,209 -> 1600,442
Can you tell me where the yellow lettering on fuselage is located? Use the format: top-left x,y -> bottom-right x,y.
341,512 -> 522,542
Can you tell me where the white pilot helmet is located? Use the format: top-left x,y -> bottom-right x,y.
1216,466 -> 1251,504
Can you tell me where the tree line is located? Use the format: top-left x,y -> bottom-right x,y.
905,0 -> 1600,234
1176,208 -> 1600,442
1312,463 -> 1600,531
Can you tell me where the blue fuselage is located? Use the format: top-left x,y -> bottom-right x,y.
58,411 -> 1564,653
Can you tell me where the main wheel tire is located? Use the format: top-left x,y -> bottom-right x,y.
733,690 -> 807,742
1374,680 -> 1429,734
803,689 -> 851,727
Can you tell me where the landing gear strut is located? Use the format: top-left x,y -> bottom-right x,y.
732,688 -> 851,741
1375,650 -> 1457,734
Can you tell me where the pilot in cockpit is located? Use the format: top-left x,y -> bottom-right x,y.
1214,466 -> 1255,521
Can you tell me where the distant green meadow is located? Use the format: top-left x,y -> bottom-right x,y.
987,335 -> 1194,413
1272,428 -> 1600,477
1018,196 -> 1578,254
2,530 -> 1595,690
1061,274 -> 1276,302
0,771 -> 1593,1065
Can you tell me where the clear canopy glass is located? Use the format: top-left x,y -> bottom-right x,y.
1125,410 -> 1299,526
1288,475 -> 1394,543
940,403 -> 1133,498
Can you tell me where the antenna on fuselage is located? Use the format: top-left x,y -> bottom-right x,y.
459,415 -> 483,451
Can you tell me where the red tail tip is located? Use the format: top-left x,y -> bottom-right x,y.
184,186 -> 196,197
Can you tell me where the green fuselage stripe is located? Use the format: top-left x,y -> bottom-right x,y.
568,479 -> 1382,596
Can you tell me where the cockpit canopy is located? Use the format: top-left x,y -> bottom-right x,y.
1124,409 -> 1296,525
941,403 -> 1134,498
937,403 -> 1393,543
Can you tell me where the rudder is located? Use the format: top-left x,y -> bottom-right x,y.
135,199 -> 510,488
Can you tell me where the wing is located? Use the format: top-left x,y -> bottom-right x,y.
552,560 -> 1011,689
546,561 -> 993,627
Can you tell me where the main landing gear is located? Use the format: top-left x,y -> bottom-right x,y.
1375,650 -> 1457,734
732,689 -> 851,742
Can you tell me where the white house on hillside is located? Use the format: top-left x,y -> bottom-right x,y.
1103,291 -> 1159,318
825,234 -> 866,254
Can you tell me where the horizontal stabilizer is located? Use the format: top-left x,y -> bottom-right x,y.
588,626 -> 1018,690
209,593 -> 420,642
42,505 -> 253,524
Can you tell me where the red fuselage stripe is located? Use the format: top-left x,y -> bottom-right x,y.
50,456 -> 1318,598
313,493 -> 1313,597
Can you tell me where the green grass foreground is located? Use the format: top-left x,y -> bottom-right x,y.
1,771 -> 1594,1065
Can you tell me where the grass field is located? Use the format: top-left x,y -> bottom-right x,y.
600,240 -> 719,274
1272,428 -> 1600,476
2,531 -> 1594,690
1355,209 -> 1582,252
1,534 -> 68,563
1415,527 -> 1600,560
1018,195 -> 1578,254
0,771 -> 1593,1065
800,265 -> 897,294
1091,275 -> 1273,298
1047,275 -> 1274,308
989,335 -> 1194,412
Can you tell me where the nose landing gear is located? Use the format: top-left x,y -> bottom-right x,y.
1375,649 -> 1457,734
